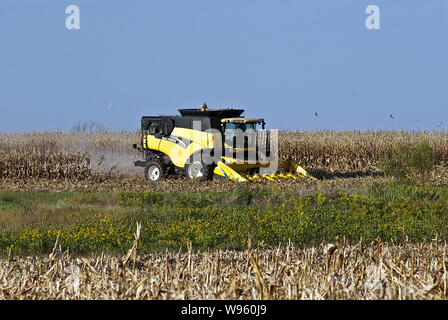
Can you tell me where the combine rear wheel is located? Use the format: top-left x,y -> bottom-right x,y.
144,161 -> 165,182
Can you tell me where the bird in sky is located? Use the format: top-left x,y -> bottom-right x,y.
389,114 -> 394,119
315,112 -> 318,117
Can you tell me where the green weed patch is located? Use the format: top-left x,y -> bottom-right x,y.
1,184 -> 448,255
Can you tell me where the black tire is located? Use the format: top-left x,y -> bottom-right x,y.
144,161 -> 165,182
184,156 -> 216,181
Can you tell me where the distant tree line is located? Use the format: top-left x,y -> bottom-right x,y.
71,121 -> 106,133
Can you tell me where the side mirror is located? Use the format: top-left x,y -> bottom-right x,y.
154,133 -> 162,139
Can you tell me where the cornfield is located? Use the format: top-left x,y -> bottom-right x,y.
0,151 -> 91,180
1,240 -> 447,299
1,130 -> 448,181
278,130 -> 448,172
0,131 -> 141,180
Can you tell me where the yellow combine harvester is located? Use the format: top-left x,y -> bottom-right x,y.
133,104 -> 315,182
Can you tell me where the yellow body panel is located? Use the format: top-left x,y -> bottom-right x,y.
144,127 -> 216,168
172,127 -> 212,147
145,134 -> 160,150
221,156 -> 270,171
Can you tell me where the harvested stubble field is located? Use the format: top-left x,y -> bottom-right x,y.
1,241 -> 448,299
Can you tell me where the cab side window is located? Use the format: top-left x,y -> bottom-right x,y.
149,122 -> 161,135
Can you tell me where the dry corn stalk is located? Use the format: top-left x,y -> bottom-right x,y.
1,241 -> 448,299
122,222 -> 141,269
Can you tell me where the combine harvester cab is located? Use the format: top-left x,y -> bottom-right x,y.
133,103 -> 316,182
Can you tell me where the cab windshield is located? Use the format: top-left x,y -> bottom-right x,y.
225,123 -> 256,131
224,122 -> 257,147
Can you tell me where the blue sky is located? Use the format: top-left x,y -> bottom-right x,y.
0,0 -> 446,132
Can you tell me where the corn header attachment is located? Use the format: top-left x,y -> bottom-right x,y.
214,159 -> 317,182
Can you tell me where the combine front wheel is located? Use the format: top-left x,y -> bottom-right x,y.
185,159 -> 215,180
